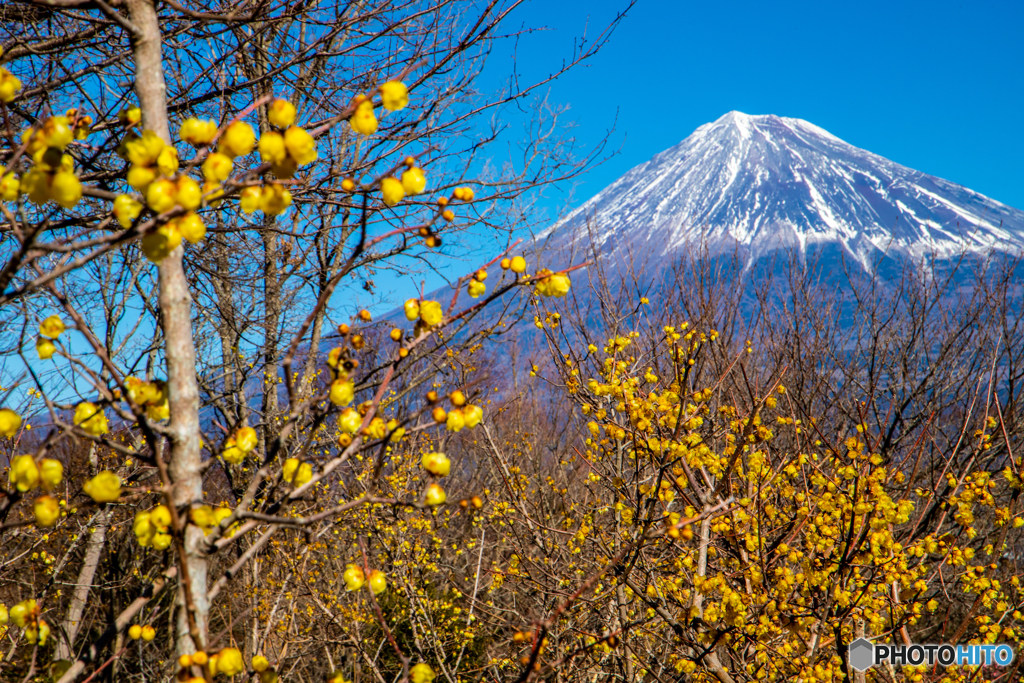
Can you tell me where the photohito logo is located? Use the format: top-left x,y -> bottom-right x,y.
849,639 -> 1015,671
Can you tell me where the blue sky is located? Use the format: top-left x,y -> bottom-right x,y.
497,0 -> 1024,216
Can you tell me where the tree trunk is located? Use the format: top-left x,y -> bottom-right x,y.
262,223 -> 281,427
55,508 -> 112,661
126,0 -> 207,654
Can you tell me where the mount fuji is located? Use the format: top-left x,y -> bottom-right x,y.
543,111 -> 1024,274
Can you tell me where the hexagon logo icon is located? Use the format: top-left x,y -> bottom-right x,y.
849,638 -> 875,671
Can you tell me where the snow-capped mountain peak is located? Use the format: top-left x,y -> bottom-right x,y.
547,112 -> 1024,273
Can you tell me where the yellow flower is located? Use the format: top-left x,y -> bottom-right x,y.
338,408 -> 362,434
252,656 -> 271,673
0,68 -> 22,103
128,624 -> 143,640
463,404 -> 483,428
113,194 -> 143,228
219,121 -> 255,158
10,454 -> 39,491
125,130 -> 165,166
258,131 -> 287,165
217,648 -> 243,676
134,511 -> 155,546
141,625 -> 156,641
404,299 -> 420,321
26,619 -> 51,645
41,116 -> 74,150
74,402 -> 109,436
157,145 -> 179,176
39,315 -> 65,339
23,168 -> 49,204
127,164 -> 158,190
9,599 -> 36,628
421,452 -> 451,477
282,458 -> 312,486
49,171 -> 82,209
401,167 -> 426,195
202,152 -> 233,182
145,178 -> 177,213
222,439 -> 244,464
379,81 -> 409,111
510,255 -> 526,273
283,126 -> 317,165
239,186 -> 262,214
177,212 -> 206,244
191,504 -> 214,529
0,408 -> 22,437
368,570 -> 387,595
0,171 -> 20,201
179,118 -> 218,147
535,271 -> 571,297
34,496 -> 60,526
40,458 -> 63,490
446,409 -> 465,432
349,99 -> 377,135
419,300 -> 443,327
425,483 -> 446,507
467,280 -> 485,298
235,427 -> 258,452
380,177 -> 404,206
174,176 -> 202,210
120,106 -> 142,126
151,504 -> 171,529
260,183 -> 292,215
330,379 -> 354,406
343,563 -> 365,591
202,182 -> 224,206
269,99 -> 297,128
83,470 -> 121,503
411,663 -> 435,683
142,223 -> 183,263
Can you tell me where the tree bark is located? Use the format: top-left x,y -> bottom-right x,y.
126,0 -> 207,654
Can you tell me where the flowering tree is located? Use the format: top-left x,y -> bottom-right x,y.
0,0 -> 617,680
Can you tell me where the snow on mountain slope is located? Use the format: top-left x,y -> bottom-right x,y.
545,112 -> 1024,272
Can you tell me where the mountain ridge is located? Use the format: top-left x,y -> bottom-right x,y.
542,111 -> 1024,274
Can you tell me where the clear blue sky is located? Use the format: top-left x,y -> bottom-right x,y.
498,0 -> 1024,215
